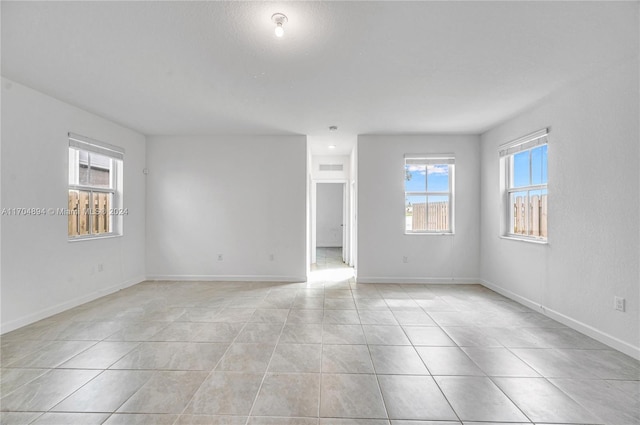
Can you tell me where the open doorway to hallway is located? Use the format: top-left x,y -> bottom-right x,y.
314,182 -> 346,269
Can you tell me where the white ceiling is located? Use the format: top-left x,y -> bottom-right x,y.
2,1 -> 637,155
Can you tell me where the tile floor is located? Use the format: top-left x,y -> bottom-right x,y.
1,248 -> 639,425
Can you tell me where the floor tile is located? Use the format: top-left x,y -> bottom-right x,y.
550,378 -> 640,424
435,376 -> 528,422
416,347 -> 484,376
59,341 -> 139,369
510,348 -> 599,378
102,413 -> 179,424
52,370 -> 153,412
322,345 -> 375,374
391,310 -> 436,326
117,370 -> 207,414
175,415 -> 247,424
1,368 -> 49,396
441,326 -> 502,347
252,373 -> 320,417
30,412 -> 110,424
149,322 -> 243,342
287,310 -> 324,324
379,375 -> 457,420
5,341 -> 97,368
105,322 -> 168,341
269,344 -> 322,373
250,417 -> 318,424
250,309 -> 290,323
1,369 -> 100,412
280,324 -> 323,344
363,325 -> 411,345
403,327 -> 456,346
492,377 -> 602,423
110,342 -> 228,370
323,310 -> 360,325
369,345 -> 428,375
186,372 -> 263,415
0,412 -> 42,425
556,348 -> 640,380
321,419 -> 390,425
320,374 -> 387,419
461,347 -> 539,377
216,343 -> 276,373
236,324 -> 283,343
322,324 -> 366,344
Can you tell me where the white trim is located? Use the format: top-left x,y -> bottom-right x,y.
0,275 -> 144,334
356,276 -> 478,284
480,279 -> 640,361
147,274 -> 306,283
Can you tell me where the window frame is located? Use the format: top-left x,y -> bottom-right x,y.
404,155 -> 455,235
500,129 -> 548,243
68,133 -> 124,241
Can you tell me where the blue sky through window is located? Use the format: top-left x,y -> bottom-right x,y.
405,164 -> 449,193
512,145 -> 547,187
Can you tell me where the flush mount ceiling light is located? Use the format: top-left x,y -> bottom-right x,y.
271,13 -> 288,38
328,145 -> 336,149
329,126 -> 338,131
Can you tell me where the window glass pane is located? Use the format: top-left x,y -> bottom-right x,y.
405,164 -> 426,192
541,144 -> 548,184
512,151 -> 530,188
93,192 -> 111,234
78,190 -> 91,235
68,148 -> 79,185
510,191 -> 528,235
527,188 -> 548,238
406,195 -> 426,231
426,164 -> 449,192
427,195 -> 449,231
531,145 -> 548,185
89,152 -> 112,188
68,190 -> 80,236
79,150 -> 90,186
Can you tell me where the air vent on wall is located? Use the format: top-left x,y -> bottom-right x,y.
319,164 -> 343,171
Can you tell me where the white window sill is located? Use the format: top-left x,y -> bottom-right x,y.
68,234 -> 122,242
499,235 -> 548,245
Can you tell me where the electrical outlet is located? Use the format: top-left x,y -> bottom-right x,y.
402,256 -> 408,263
269,254 -> 275,261
97,263 -> 104,272
217,254 -> 223,261
614,296 -> 625,312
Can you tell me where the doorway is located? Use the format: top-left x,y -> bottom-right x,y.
315,182 -> 344,269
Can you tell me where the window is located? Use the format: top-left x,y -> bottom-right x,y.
68,133 -> 124,239
405,155 -> 454,234
500,129 -> 548,241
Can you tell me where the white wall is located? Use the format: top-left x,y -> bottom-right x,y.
316,183 -> 343,248
357,135 -> 480,283
146,135 -> 307,282
1,78 -> 147,333
479,59 -> 640,358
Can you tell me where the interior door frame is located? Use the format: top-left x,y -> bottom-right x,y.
310,179 -> 350,266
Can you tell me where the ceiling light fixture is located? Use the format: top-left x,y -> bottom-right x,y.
329,126 -> 338,131
271,13 -> 288,38
328,145 -> 336,149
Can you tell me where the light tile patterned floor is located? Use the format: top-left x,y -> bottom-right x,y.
1,248 -> 639,424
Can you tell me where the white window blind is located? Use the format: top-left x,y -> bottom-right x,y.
68,133 -> 124,160
499,128 -> 548,157
405,155 -> 455,165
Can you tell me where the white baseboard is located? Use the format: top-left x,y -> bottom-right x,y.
1,275 -> 145,335
147,274 -> 306,283
356,276 -> 479,284
480,279 -> 640,361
